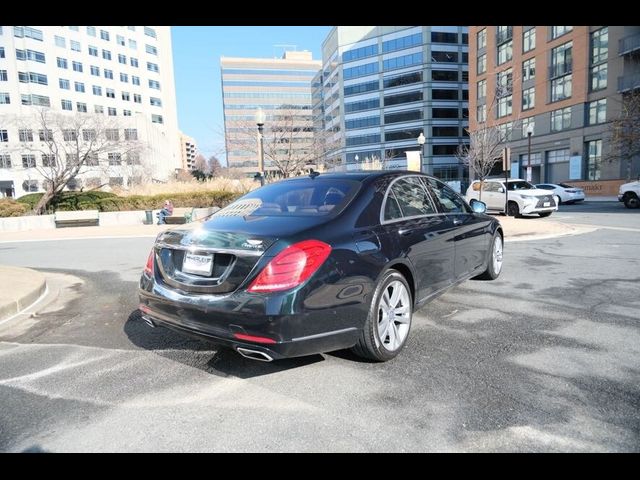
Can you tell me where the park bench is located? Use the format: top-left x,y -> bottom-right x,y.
54,210 -> 100,228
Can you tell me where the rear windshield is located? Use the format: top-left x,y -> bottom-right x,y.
215,178 -> 360,217
558,183 -> 575,188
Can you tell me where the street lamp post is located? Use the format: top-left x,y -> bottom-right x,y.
526,123 -> 534,182
417,132 -> 426,174
255,107 -> 266,186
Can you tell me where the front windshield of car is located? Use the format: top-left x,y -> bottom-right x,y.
506,180 -> 536,191
214,178 -> 360,217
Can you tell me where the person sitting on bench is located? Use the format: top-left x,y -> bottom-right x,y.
157,200 -> 174,225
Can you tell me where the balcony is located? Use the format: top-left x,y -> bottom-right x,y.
619,32 -> 640,56
618,74 -> 640,93
549,62 -> 573,79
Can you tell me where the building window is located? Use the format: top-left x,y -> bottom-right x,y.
431,32 -> 458,44
591,27 -> 608,64
120,73 -> 129,83
476,104 -> 486,123
0,130 -> 8,142
118,54 -> 127,64
496,68 -> 513,97
124,128 -> 138,140
0,155 -> 11,168
108,107 -> 116,116
89,45 -> 98,57
100,29 -> 110,41
108,153 -> 122,165
477,53 -> 486,74
588,99 -> 607,125
523,28 -> 536,52
497,41 -> 513,65
149,97 -> 162,106
551,26 -> 572,39
496,26 -> 513,44
132,76 -> 140,86
0,70 -> 6,82
433,89 -> 458,100
432,145 -> 459,155
345,116 -> 379,130
13,26 -> 43,41
19,72 -> 48,85
123,109 -> 132,116
477,79 -> 486,100
344,62 -> 378,80
122,92 -> 130,101
39,129 -> 53,141
0,93 -> 8,104
102,49 -> 111,61
551,107 -> 571,131
551,42 -> 572,78
62,129 -> 77,141
346,134 -> 381,146
83,129 -> 97,141
431,51 -> 458,63
55,35 -> 66,48
151,114 -> 163,124
61,99 -> 72,110
92,85 -> 102,96
19,129 -> 34,142
16,49 -> 46,63
134,94 -> 142,103
129,39 -> 137,50
382,32 -> 422,53
22,154 -> 36,168
383,90 -> 423,106
522,57 -> 536,81
497,94 -> 513,118
384,109 -> 422,124
587,140 -> 602,180
59,78 -> 70,90
130,57 -> 139,68
76,102 -> 87,113
117,35 -> 125,46
147,62 -> 159,73
72,61 -> 83,73
104,69 -> 113,79
57,57 -> 67,69
522,87 -> 535,110
431,70 -> 456,82
590,64 -> 608,91
521,117 -> 535,135
145,44 -> 157,55
432,126 -> 459,137
126,152 -> 140,165
68,26 -> 79,32
74,81 -> 85,93
90,65 -> 100,76
551,74 -> 572,102
21,94 -> 50,107
547,149 -> 570,165
148,80 -> 160,90
144,26 -> 157,39
94,105 -> 103,114
477,28 -> 486,50
87,26 -> 96,37
70,40 -> 81,52
106,88 -> 115,99
383,52 -> 423,71
343,43 -> 378,63
42,154 -> 56,167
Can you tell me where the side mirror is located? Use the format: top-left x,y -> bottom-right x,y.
470,199 -> 487,214
498,187 -> 505,193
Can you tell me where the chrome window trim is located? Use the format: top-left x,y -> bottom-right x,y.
155,241 -> 264,257
380,174 -> 442,225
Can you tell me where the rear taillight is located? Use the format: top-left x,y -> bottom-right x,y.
248,239 -> 332,293
144,249 -> 155,276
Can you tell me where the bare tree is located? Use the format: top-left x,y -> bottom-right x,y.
208,155 -> 222,176
608,90 -> 640,181
193,153 -> 209,174
225,106 -> 340,178
14,108 -> 143,214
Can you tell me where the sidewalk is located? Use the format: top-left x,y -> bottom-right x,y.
0,266 -> 47,322
496,215 -> 596,242
0,223 -> 174,243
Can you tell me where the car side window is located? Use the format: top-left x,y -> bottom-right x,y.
425,178 -> 472,213
383,177 -> 436,221
484,182 -> 500,192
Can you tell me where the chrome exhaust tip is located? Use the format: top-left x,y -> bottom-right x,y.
236,347 -> 273,362
141,315 -> 156,328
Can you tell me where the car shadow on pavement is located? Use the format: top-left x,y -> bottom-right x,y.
123,309 -> 324,378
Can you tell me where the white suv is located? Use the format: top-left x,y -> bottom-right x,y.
618,179 -> 640,209
466,178 -> 558,217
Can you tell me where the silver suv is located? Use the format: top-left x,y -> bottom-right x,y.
466,178 -> 558,217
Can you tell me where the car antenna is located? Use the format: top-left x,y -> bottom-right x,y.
309,168 -> 320,179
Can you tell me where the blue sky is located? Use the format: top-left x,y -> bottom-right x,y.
171,26 -> 331,165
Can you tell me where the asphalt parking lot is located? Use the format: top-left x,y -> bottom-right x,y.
0,202 -> 638,452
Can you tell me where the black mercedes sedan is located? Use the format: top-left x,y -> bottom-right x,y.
139,171 -> 503,362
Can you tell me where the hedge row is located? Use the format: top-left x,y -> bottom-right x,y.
0,199 -> 30,218
9,190 -> 241,216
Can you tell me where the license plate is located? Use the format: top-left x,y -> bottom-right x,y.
543,202 -> 550,207
182,252 -> 214,276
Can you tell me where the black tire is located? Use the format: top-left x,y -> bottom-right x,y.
538,212 -> 553,217
624,194 -> 640,209
507,201 -> 520,217
351,270 -> 413,362
474,231 -> 503,280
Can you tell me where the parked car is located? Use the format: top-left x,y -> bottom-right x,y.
465,178 -> 558,217
618,179 -> 640,208
535,183 -> 585,205
139,171 -> 503,362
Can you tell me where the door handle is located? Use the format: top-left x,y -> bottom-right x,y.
398,228 -> 413,236
452,217 -> 463,225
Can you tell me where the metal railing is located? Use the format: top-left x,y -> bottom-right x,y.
619,32 -> 640,55
617,74 -> 640,93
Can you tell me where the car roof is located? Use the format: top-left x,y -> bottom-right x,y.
276,170 -> 437,183
472,178 -> 524,182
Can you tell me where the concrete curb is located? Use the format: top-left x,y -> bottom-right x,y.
0,266 -> 47,322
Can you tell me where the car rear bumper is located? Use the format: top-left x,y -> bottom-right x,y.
138,277 -> 365,360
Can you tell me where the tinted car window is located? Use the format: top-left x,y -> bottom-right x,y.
484,181 -> 502,192
218,179 -> 359,217
536,184 -> 554,190
386,177 -> 436,220
384,193 -> 403,221
425,177 -> 471,213
506,180 -> 535,191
